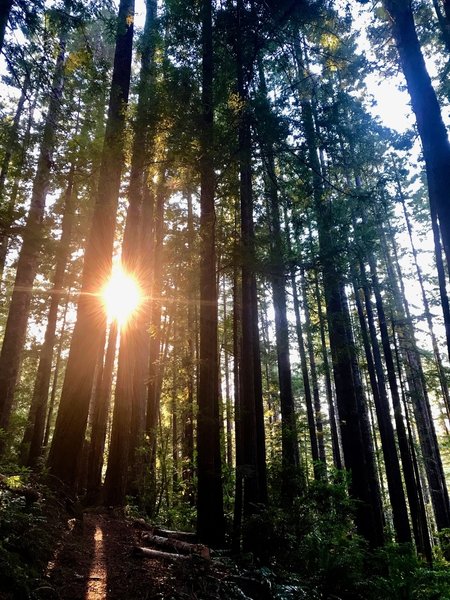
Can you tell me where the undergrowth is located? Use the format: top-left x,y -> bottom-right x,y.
0,466 -> 64,600
1,462 -> 450,599
243,470 -> 450,599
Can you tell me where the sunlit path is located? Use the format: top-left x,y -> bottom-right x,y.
46,514 -> 173,598
86,525 -> 107,600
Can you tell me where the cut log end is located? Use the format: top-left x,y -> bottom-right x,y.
141,533 -> 210,559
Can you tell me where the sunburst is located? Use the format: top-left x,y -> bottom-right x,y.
102,266 -> 142,325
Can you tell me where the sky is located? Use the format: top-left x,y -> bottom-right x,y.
365,73 -> 413,132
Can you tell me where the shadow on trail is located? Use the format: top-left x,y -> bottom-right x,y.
46,512 -> 178,599
46,516 -> 96,600
100,514 -> 164,600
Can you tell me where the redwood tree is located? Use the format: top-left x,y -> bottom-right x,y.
196,0 -> 225,546
381,0 -> 450,337
0,28 -> 66,438
48,0 -> 135,487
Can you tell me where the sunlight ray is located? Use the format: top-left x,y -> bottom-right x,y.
101,266 -> 142,325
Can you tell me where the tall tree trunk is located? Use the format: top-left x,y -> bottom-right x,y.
352,272 -> 411,545
103,322 -> 135,505
251,277 -> 267,503
301,269 -> 326,467
127,0 -> 157,499
182,191 -> 195,492
103,0 -> 156,506
222,275 -> 233,468
234,2 -> 267,528
196,0 -> 224,547
299,85 -> 383,545
431,205 -> 450,365
86,322 -> 118,504
341,282 -> 385,539
47,0 -> 135,487
367,257 -> 432,557
0,0 -> 13,53
397,182 -> 450,419
380,230 -> 450,532
43,296 -> 69,449
21,164 -> 76,467
0,32 -> 66,438
291,272 -> 320,475
232,251 -> 243,554
257,56 -> 297,492
171,343 -> 179,493
392,321 -> 433,562
145,176 -> 165,515
313,265 -> 342,469
382,0 -> 450,284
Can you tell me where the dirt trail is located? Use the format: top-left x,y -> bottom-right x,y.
45,514 -> 176,599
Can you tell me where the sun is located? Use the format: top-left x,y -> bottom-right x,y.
102,267 -> 142,325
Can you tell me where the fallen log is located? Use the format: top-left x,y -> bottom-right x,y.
141,533 -> 210,559
133,546 -> 191,562
151,526 -> 197,543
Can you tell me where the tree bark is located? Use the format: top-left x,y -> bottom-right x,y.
103,0 -> 156,507
21,164 -> 76,467
382,0 -> 450,285
353,272 -> 411,545
196,0 -> 225,547
0,0 -> 13,53
367,256 -> 432,557
47,0 -> 135,486
0,32 -> 66,438
299,87 -> 383,545
85,322 -> 117,504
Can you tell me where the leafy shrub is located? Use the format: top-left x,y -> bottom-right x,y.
364,545 -> 450,600
0,470 -> 57,599
243,468 -> 450,599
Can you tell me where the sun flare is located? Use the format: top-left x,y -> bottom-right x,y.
102,267 -> 142,325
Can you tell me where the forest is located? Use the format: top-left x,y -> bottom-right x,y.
1,0 -> 450,598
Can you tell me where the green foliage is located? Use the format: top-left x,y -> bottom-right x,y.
361,544 -> 450,600
0,470 -> 54,599
242,470 -> 450,599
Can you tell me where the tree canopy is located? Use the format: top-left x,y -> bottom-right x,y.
1,0 -> 450,597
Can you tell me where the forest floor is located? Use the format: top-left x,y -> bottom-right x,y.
35,510 -> 271,600
0,477 -> 285,600
45,513 -> 176,599
40,512 -> 215,599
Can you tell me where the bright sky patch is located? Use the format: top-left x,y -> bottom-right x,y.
102,267 -> 141,325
